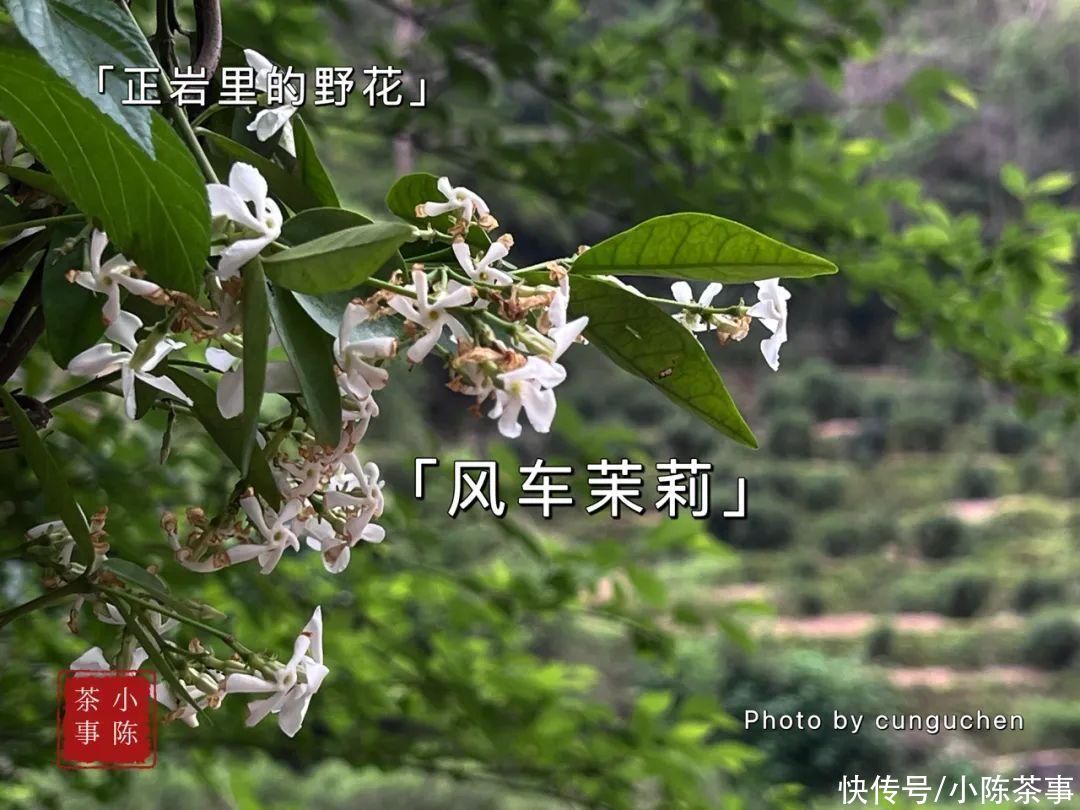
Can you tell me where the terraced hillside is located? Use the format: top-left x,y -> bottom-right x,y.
657,358 -> 1080,806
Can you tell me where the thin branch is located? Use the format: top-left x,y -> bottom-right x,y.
192,0 -> 223,79
43,371 -> 123,409
0,577 -> 92,632
0,307 -> 44,384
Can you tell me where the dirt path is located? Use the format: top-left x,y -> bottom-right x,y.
767,611 -> 948,638
885,665 -> 1048,690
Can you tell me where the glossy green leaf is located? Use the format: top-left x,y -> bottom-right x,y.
201,128 -> 324,213
163,369 -> 281,505
574,213 -> 837,283
385,172 -> 490,248
567,275 -> 757,447
7,0 -> 156,155
0,386 -> 91,559
41,228 -> 102,367
267,284 -> 342,445
281,208 -> 406,337
281,207 -> 373,244
240,258 -> 269,472
262,221 -> 414,294
289,117 -> 340,208
0,51 -> 210,294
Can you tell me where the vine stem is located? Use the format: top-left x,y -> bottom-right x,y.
189,103 -> 226,129
44,371 -> 122,409
99,585 -> 258,661
365,277 -> 417,297
640,294 -> 747,316
123,4 -> 219,184
0,577 -> 92,632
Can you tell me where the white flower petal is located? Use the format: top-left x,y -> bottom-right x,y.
671,281 -> 693,304
68,342 -> 128,377
216,368 -> 244,419
229,162 -> 269,212
205,346 -> 238,373
71,646 -> 110,671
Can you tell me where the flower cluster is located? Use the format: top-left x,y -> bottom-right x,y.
668,278 -> 791,371
47,156 -> 794,738
69,602 -> 326,737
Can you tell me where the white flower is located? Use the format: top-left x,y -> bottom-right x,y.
224,606 -> 328,737
67,313 -> 192,419
746,278 -> 791,371
171,541 -> 269,573
415,176 -> 495,229
70,646 -> 111,671
597,275 -> 646,297
240,496 -> 303,575
386,269 -> 473,363
545,275 -> 589,358
244,49 -> 299,155
26,520 -> 65,540
71,644 -> 148,672
205,346 -> 245,419
324,456 -> 385,518
70,230 -> 163,326
303,516 -> 383,574
207,163 -> 283,279
671,281 -> 724,333
204,344 -> 299,420
155,681 -> 209,728
0,119 -> 34,190
335,302 -> 396,401
489,357 -> 565,439
0,119 -> 17,166
490,292 -> 585,438
70,646 -> 210,723
452,235 -> 514,285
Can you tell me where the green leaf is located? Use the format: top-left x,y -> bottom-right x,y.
289,117 -> 340,208
201,128 -> 325,213
267,284 -> 342,445
1031,171 -> 1075,196
162,369 -> 281,505
41,228 -> 103,367
574,213 -> 836,283
7,0 -> 156,155
1001,163 -> 1027,199
0,51 -> 210,294
240,258 -> 269,472
626,565 -> 667,607
944,80 -> 978,110
385,172 -> 490,248
0,386 -> 91,560
281,207 -> 373,244
0,164 -> 68,200
882,101 -> 911,137
281,208 -> 407,338
567,276 -> 757,447
262,221 -> 414,294
102,558 -> 170,597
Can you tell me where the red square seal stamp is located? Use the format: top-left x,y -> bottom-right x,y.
57,669 -> 157,769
